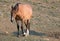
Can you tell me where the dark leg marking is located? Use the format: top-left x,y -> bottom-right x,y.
21,23 -> 24,34
16,20 -> 20,37
21,21 -> 25,36
27,20 -> 30,31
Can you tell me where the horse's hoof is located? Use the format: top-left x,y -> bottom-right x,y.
17,35 -> 20,37
21,34 -> 25,37
22,34 -> 25,36
24,32 -> 29,37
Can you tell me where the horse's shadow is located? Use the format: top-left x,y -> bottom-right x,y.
30,30 -> 46,36
12,30 -> 46,37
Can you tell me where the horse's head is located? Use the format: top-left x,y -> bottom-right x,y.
11,6 -> 14,22
10,3 -> 21,23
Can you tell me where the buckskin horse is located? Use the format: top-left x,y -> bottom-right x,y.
10,3 -> 32,37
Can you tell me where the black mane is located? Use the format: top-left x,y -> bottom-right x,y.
13,3 -> 21,11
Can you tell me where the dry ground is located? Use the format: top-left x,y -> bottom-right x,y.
0,0 -> 60,41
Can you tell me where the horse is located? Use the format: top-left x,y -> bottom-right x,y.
10,3 -> 32,37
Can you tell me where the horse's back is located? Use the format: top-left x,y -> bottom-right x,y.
17,4 -> 32,20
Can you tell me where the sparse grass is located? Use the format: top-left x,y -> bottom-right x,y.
0,0 -> 60,41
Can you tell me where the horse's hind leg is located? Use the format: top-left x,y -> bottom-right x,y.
24,20 -> 30,36
27,20 -> 30,35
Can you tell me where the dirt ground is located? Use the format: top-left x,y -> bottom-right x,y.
0,0 -> 60,41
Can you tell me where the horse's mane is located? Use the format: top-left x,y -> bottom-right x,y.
13,3 -> 21,11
